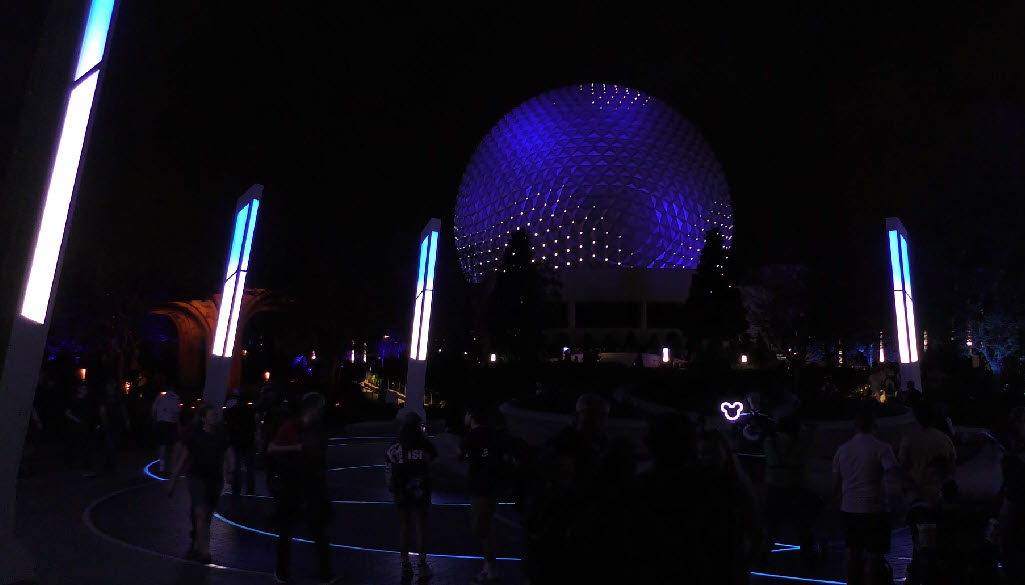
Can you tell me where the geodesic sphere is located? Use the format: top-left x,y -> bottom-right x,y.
455,83 -> 733,283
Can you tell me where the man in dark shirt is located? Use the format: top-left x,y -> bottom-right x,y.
461,406 -> 507,584
523,393 -> 609,585
168,404 -> 231,565
268,392 -> 335,584
224,389 -> 257,496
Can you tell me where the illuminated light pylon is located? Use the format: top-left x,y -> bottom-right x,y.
886,217 -> 922,392
398,218 -> 441,422
204,185 -> 262,410
0,0 -> 120,572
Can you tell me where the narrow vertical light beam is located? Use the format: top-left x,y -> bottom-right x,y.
905,297 -> 919,364
887,231 -> 903,290
885,218 -> 923,392
900,235 -> 918,363
888,230 -> 911,363
409,236 -> 429,359
212,204 -> 250,356
20,72 -> 100,323
416,232 -> 439,360
222,272 -> 246,358
211,194 -> 260,358
899,235 -> 913,299
74,0 -> 116,79
224,201 -> 258,358
893,291 -> 910,363
400,218 -> 440,423
662,347 -> 669,363
240,199 -> 259,270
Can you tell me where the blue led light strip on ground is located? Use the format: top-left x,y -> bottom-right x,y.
144,462 -> 822,578
751,573 -> 844,584
212,512 -> 522,561
327,464 -> 385,471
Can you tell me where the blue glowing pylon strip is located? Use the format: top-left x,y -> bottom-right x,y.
75,0 -> 116,81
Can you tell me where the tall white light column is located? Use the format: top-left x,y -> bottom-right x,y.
203,186 -> 262,410
0,1 -> 118,581
886,217 -> 922,392
397,218 -> 441,422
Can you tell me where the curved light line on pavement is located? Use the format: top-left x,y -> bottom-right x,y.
148,461 -> 515,506
213,512 -> 521,561
750,573 -> 845,584
83,481 -> 271,577
329,436 -> 394,441
236,493 -> 514,507
328,464 -> 385,471
135,462 -> 826,579
144,460 -> 167,481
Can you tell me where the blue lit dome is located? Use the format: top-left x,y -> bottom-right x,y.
455,83 -> 733,283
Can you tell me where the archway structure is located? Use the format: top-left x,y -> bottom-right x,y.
151,288 -> 282,391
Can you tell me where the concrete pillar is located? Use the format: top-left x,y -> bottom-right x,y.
397,218 -> 441,424
0,2 -> 113,582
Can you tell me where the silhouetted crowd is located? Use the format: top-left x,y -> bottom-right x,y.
24,371 -> 1025,585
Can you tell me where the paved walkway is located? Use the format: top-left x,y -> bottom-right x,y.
12,422 -> 930,585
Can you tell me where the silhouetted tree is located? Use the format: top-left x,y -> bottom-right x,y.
485,231 -> 555,365
682,228 -> 747,363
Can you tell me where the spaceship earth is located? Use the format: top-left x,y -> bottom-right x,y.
455,83 -> 733,283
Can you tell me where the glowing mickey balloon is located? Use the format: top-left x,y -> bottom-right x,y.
720,401 -> 744,422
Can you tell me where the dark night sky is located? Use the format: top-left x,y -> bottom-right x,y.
4,2 -> 1025,340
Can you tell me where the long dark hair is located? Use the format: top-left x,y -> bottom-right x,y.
398,418 -> 424,446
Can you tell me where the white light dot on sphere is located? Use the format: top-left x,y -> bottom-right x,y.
455,84 -> 732,283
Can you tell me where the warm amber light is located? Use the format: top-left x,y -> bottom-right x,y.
264,371 -> 271,381
78,368 -> 87,381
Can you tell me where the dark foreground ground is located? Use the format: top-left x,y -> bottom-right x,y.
11,422 -> 924,585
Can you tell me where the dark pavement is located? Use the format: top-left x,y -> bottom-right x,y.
11,423 -> 921,585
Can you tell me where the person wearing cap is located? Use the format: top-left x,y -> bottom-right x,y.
385,411 -> 438,580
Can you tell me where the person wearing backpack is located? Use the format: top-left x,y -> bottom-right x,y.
386,412 -> 438,580
462,405 -> 506,584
